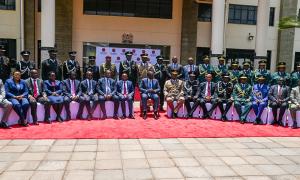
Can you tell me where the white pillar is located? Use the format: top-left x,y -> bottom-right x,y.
41,0 -> 55,60
211,0 -> 225,66
255,0 -> 270,68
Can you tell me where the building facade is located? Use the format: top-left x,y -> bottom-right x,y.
0,0 -> 299,72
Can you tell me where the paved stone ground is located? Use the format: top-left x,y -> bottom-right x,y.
0,138 -> 299,179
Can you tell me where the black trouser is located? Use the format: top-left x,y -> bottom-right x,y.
190,98 -> 217,117
29,96 -> 50,122
184,97 -> 197,115
159,83 -> 164,109
270,102 -> 288,124
217,99 -> 233,117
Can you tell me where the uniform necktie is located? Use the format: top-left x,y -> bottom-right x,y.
207,82 -> 211,97
71,80 -> 75,96
33,79 -> 38,98
123,81 -> 127,95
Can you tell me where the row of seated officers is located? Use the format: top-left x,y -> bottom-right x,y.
0,66 -> 299,129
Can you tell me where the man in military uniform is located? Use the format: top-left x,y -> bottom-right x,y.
215,73 -> 234,121
229,61 -> 240,85
198,55 -> 214,83
0,45 -> 11,83
190,73 -> 217,119
16,51 -> 35,80
291,63 -> 300,88
166,56 -> 183,79
154,55 -> 167,111
119,51 -> 138,87
164,71 -> 185,118
233,75 -> 252,124
138,53 -> 154,82
214,56 -> 228,82
100,55 -> 118,80
183,73 -> 199,118
240,61 -> 254,85
41,49 -> 61,80
253,60 -> 271,84
269,77 -> 290,126
62,51 -> 81,80
183,57 -> 199,80
252,75 -> 269,125
83,56 -> 100,81
290,79 -> 300,129
271,62 -> 290,86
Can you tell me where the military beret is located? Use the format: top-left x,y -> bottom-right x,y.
140,53 -> 148,58
69,51 -> 77,56
125,51 -> 133,56
89,56 -> 96,60
156,55 -> 164,60
277,62 -> 286,68
21,50 -> 30,56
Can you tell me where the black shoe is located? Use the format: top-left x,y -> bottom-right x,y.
278,121 -> 283,126
101,114 -> 107,120
188,113 -> 193,118
1,122 -> 9,129
129,114 -> 135,119
57,116 -> 63,123
66,115 -> 71,121
33,121 -> 39,125
120,115 -> 126,119
143,111 -> 147,120
202,114 -> 209,119
240,119 -> 245,124
113,115 -> 119,120
154,112 -> 159,120
21,123 -> 29,127
174,113 -> 178,118
44,119 -> 51,124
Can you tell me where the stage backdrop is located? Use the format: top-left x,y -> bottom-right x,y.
96,47 -> 161,72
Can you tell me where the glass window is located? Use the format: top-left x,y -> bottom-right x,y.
198,3 -> 212,22
228,4 -> 257,25
269,7 -> 275,26
0,0 -> 15,10
83,0 -> 172,19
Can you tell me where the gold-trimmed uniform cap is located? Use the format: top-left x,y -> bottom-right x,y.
259,60 -> 267,65
156,55 -> 163,60
203,55 -> 210,61
21,50 -> 30,56
89,56 -> 96,60
277,62 -> 286,68
125,51 -> 133,56
239,74 -> 248,79
218,55 -> 226,61
140,53 -> 148,58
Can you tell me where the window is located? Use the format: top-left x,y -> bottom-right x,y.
0,0 -> 15,10
198,3 -> 212,22
269,7 -> 275,26
83,0 -> 173,19
228,4 -> 257,25
0,39 -> 16,60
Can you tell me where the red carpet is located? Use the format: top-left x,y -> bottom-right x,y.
0,110 -> 300,139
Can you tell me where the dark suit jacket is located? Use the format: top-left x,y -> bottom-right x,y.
167,63 -> 183,79
139,78 -> 160,94
116,80 -> 134,98
183,80 -> 199,97
195,81 -> 217,99
63,79 -> 82,97
154,63 -> 167,84
80,79 -> 98,95
26,78 -> 45,97
84,65 -> 100,81
97,78 -> 117,96
183,65 -> 199,80
5,79 -> 29,99
268,85 -> 290,103
63,60 -> 81,80
44,80 -> 64,96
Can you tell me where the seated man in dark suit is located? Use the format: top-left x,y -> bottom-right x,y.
97,70 -> 118,120
26,69 -> 50,124
184,73 -> 199,118
80,71 -> 98,120
269,77 -> 290,126
116,73 -> 135,119
63,71 -> 83,120
190,73 -> 217,119
139,70 -> 160,120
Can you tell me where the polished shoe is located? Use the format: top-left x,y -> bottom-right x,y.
65,115 -> 71,121
129,114 -> 135,119
101,114 -> 107,120
57,116 -> 63,123
240,119 -> 245,124
154,112 -> 159,120
44,119 -> 51,124
33,121 -> 39,125
174,112 -> 178,118
278,121 -> 283,127
21,123 -> 29,127
120,115 -> 126,119
1,122 -> 10,129
143,111 -> 147,120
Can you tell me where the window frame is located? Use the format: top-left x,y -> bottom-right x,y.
228,4 -> 257,25
198,3 -> 212,22
0,0 -> 16,11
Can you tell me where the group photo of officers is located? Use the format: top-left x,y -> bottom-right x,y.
1,44 -> 300,129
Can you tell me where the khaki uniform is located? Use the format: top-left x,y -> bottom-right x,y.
164,79 -> 185,102
138,63 -> 154,82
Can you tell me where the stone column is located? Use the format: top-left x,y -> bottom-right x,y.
41,0 -> 55,60
211,0 -> 225,66
180,0 -> 198,65
254,0 -> 270,69
24,0 -> 35,59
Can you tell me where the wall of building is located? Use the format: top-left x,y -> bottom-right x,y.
196,0 -> 281,72
0,0 -> 21,60
72,0 -> 183,64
